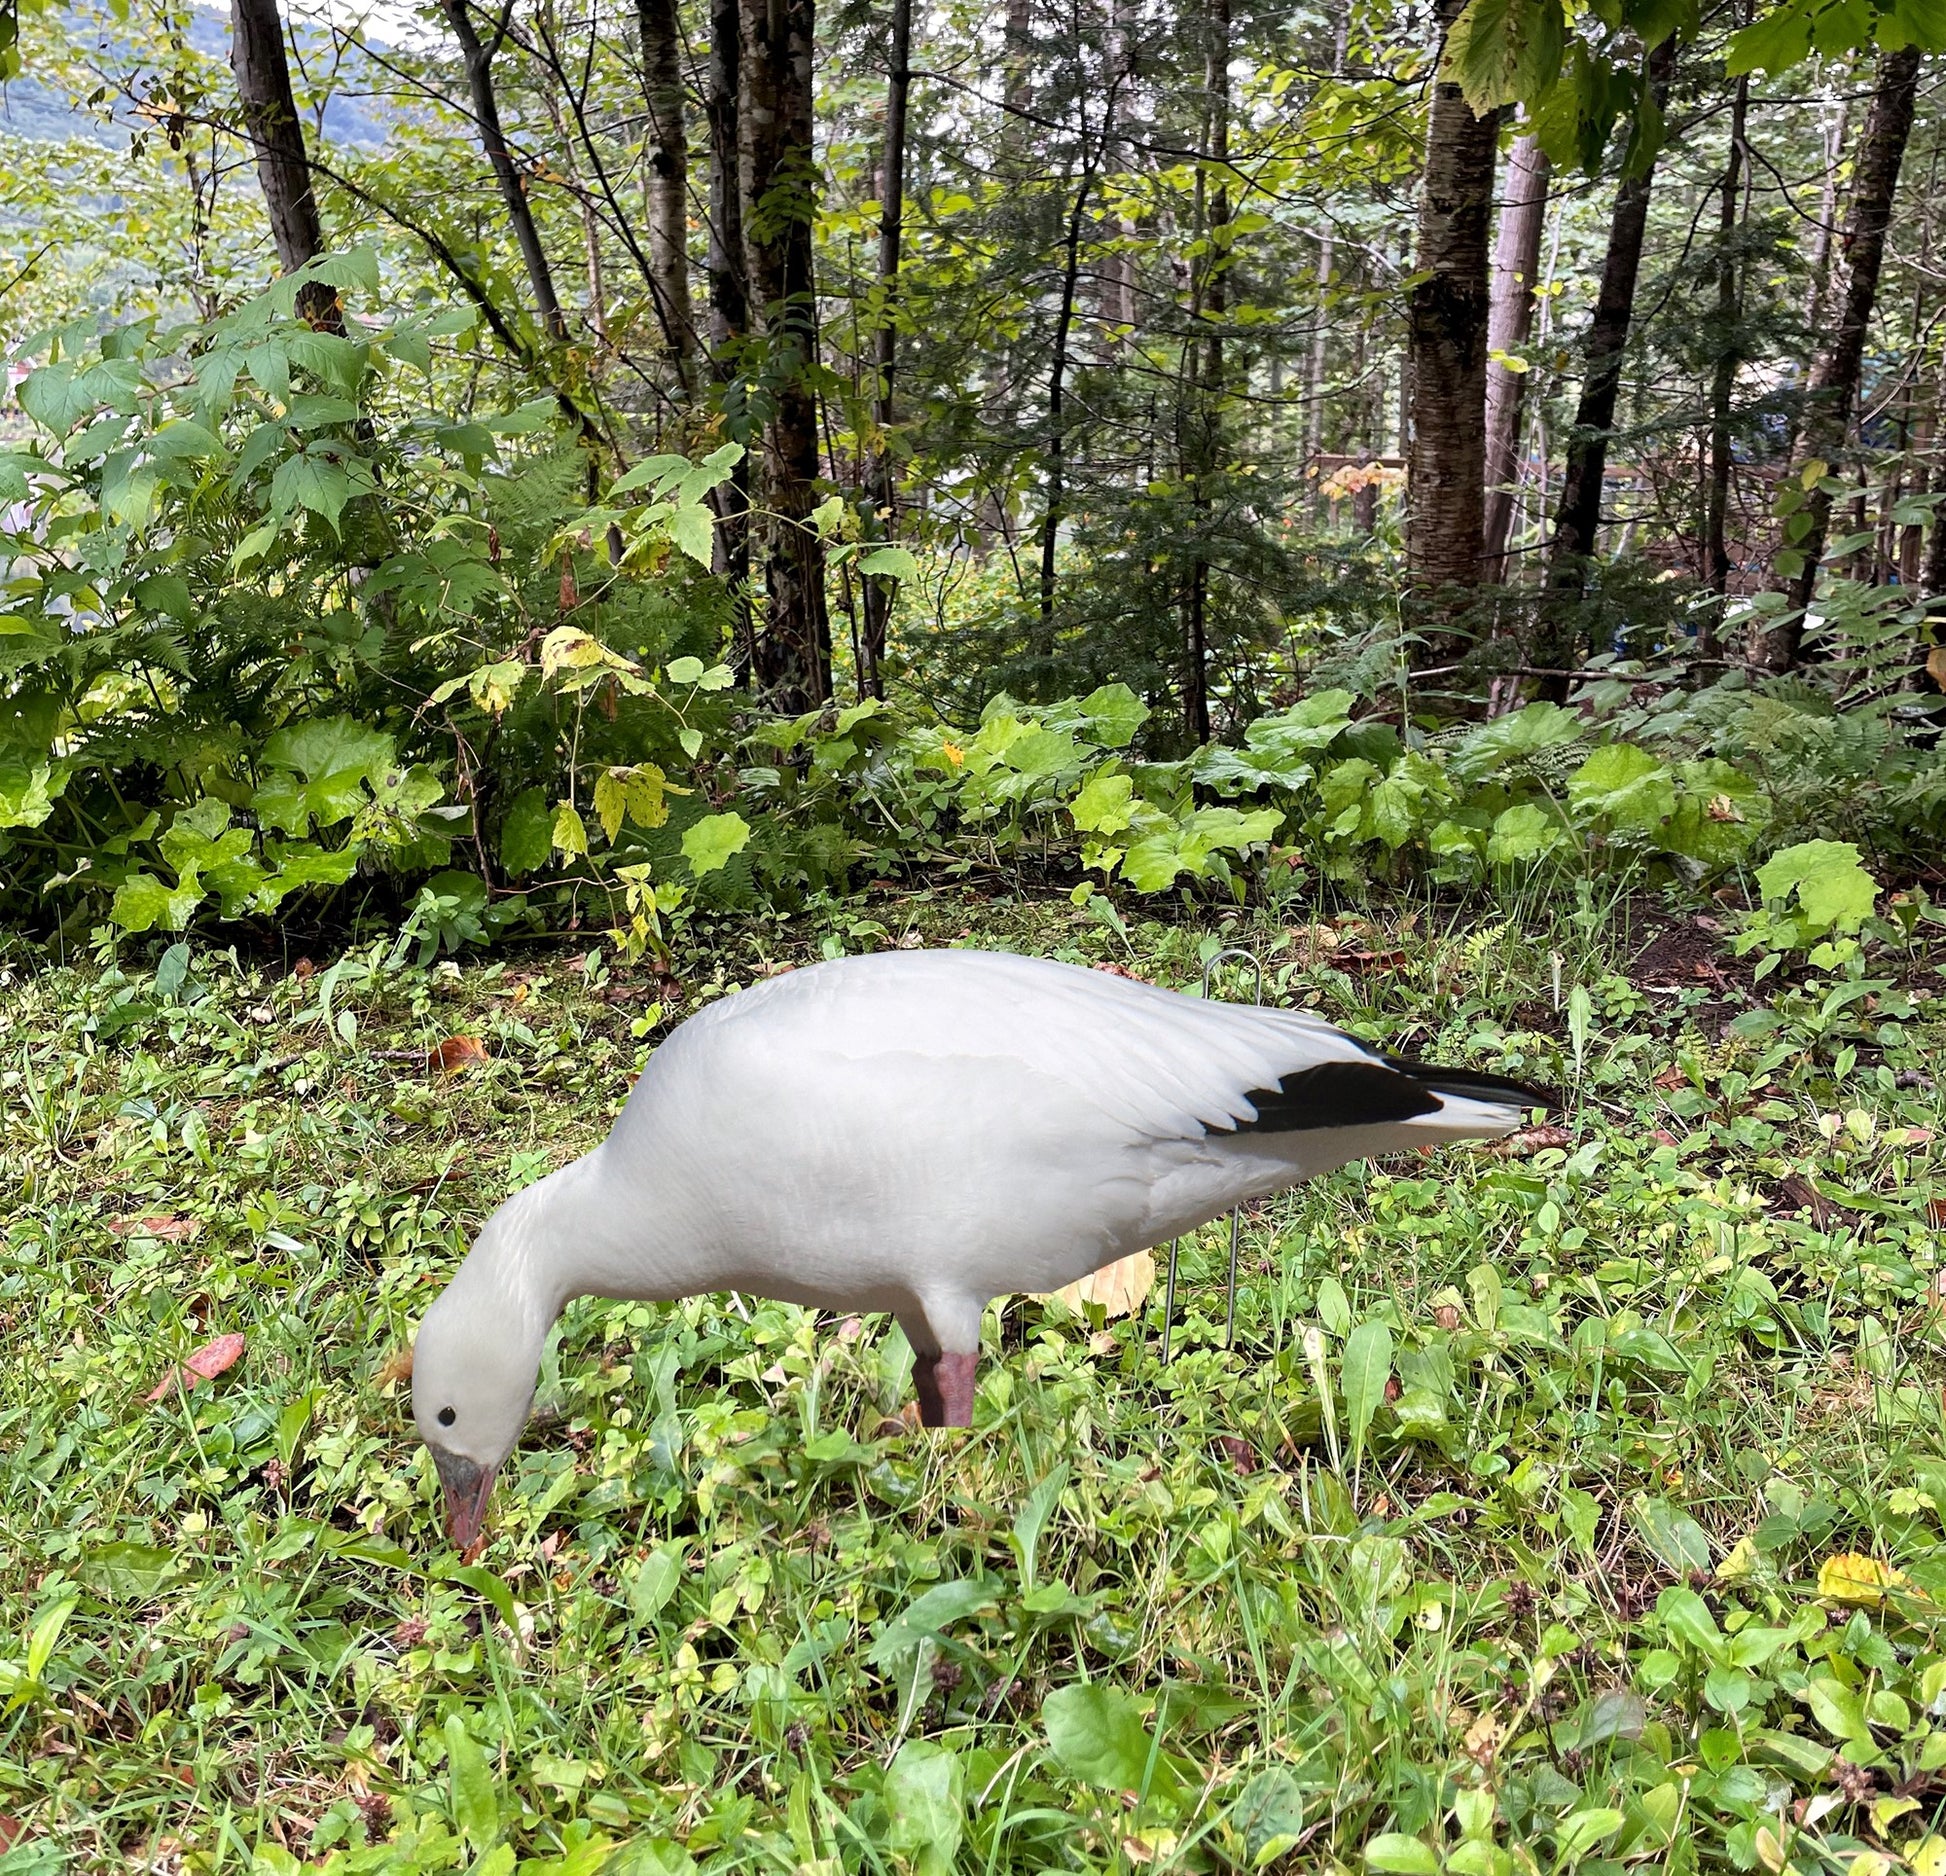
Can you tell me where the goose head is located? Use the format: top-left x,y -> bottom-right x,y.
411,1196 -> 559,1551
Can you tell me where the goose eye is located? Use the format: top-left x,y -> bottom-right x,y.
437,1406 -> 456,1427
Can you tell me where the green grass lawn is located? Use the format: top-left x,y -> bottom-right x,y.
1,890 -> 1942,1876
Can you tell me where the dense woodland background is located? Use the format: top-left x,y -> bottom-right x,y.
0,0 -> 1942,944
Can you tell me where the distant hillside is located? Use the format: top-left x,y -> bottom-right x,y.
0,4 -> 393,147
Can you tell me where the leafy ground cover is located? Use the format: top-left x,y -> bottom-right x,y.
1,889 -> 1943,1875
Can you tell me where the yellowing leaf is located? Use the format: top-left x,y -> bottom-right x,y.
1714,1535 -> 1758,1583
1043,1252 -> 1155,1321
1817,1552 -> 1909,1608
552,801 -> 589,858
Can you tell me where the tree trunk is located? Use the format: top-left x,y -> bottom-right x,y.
636,0 -> 696,370
1700,71 -> 1749,666
1404,0 -> 1498,617
704,0 -> 753,670
231,0 -> 339,329
1538,38 -> 1677,698
859,0 -> 912,700
1037,160 -> 1095,645
440,0 -> 569,341
1481,133 -> 1549,579
1181,0 -> 1228,745
1753,44 -> 1923,671
739,0 -> 831,710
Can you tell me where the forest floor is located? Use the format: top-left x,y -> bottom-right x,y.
1,888 -> 1943,1876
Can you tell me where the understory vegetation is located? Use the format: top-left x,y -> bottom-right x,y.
1,893 -> 1943,1874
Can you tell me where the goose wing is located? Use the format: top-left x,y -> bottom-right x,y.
693,949 -> 1549,1147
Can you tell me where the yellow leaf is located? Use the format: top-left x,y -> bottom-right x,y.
1817,1552 -> 1909,1608
1870,1798 -> 1919,1838
1041,1252 -> 1155,1321
1909,1838 -> 1946,1876
1847,1853 -> 1893,1876
552,801 -> 588,858
1715,1535 -> 1759,1583
593,771 -> 626,844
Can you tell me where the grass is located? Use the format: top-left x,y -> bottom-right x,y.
0,885 -> 1942,1876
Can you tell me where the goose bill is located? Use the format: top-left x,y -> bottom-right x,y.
432,1448 -> 496,1550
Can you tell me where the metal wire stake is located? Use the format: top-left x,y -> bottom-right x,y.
1160,945 -> 1264,1361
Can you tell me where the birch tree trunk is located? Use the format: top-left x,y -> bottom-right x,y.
1481,133 -> 1549,579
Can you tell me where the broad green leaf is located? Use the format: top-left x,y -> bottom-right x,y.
112,869 -> 203,934
629,1545 -> 684,1622
1755,838 -> 1878,935
1340,1320 -> 1393,1468
255,718 -> 397,835
0,759 -> 63,830
1043,1683 -> 1173,1794
681,811 -> 751,876
1364,1835 -> 1441,1874
866,1578 -> 1000,1666
1069,770 -> 1135,836
1079,682 -> 1149,748
79,1543 -> 175,1601
858,545 -> 920,580
1486,801 -> 1564,867
1655,1585 -> 1723,1659
1632,1494 -> 1711,1574
1567,742 -> 1676,833
669,502 -> 714,566
883,1740 -> 963,1876
445,1714 -> 498,1848
1725,2 -> 1810,69
1232,1768 -> 1307,1867
1554,1807 -> 1625,1861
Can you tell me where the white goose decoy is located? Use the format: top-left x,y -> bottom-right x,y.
412,948 -> 1551,1547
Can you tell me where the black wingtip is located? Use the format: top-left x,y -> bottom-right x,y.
1382,1056 -> 1563,1116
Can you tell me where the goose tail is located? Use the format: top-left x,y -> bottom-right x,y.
1383,1056 -> 1561,1141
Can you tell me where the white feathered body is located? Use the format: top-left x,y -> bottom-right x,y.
508,950 -> 1532,1354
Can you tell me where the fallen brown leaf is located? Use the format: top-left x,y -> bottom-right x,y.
0,1819 -> 24,1853
1928,644 -> 1946,691
373,1346 -> 414,1388
1434,1304 -> 1461,1331
1931,1198 -> 1946,1229
427,1035 -> 488,1073
146,1332 -> 246,1403
292,957 -> 316,981
110,1214 -> 200,1242
1212,1434 -> 1257,1475
1776,1174 -> 1841,1227
1486,1124 -> 1572,1158
1089,962 -> 1147,981
1042,1251 -> 1156,1321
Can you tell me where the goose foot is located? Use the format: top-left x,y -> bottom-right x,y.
913,1351 -> 978,1428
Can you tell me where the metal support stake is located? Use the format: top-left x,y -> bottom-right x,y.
1159,945 -> 1265,1361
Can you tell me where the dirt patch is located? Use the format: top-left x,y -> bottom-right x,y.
1628,916 -> 1731,988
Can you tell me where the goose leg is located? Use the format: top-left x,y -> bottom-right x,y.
913,1351 -> 978,1428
